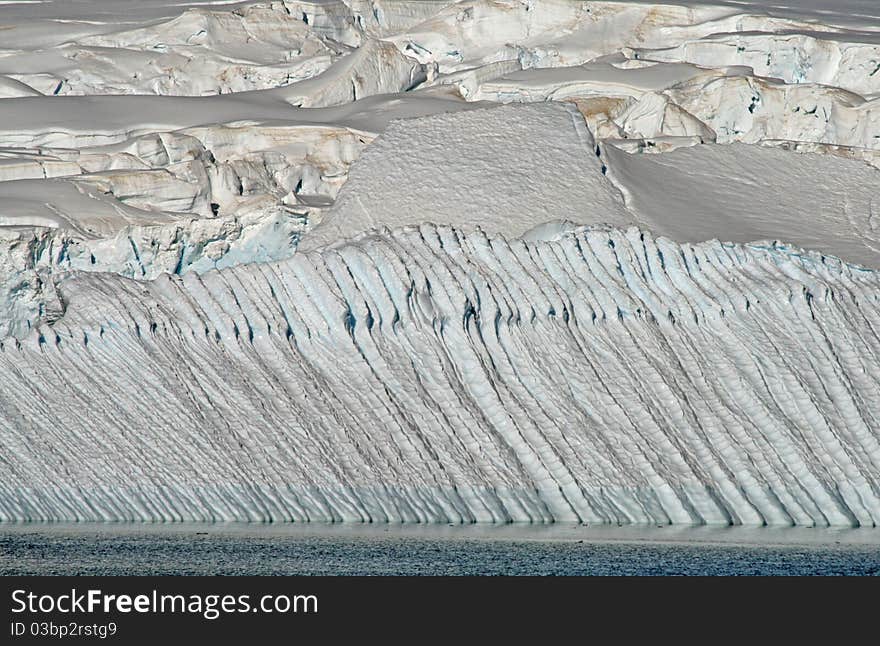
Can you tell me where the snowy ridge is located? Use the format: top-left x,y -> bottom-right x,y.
2,225 -> 879,526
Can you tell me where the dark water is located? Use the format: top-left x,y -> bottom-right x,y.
1,524 -> 879,575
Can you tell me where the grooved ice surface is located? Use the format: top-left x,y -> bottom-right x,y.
2,226 -> 879,525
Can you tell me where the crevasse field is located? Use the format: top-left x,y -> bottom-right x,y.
1,0 -> 879,527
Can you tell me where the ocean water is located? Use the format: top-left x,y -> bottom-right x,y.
1,523 -> 879,575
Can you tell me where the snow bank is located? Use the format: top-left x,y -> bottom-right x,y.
300,102 -> 631,251
602,141 -> 880,269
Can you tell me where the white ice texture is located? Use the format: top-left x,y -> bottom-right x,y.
0,0 -> 879,525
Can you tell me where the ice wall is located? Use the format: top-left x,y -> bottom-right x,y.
1,226 -> 878,526
2,0 -> 880,526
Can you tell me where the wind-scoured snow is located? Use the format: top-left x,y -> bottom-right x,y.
601,142 -> 880,269
300,102 -> 632,251
306,102 -> 880,268
1,0 -> 879,525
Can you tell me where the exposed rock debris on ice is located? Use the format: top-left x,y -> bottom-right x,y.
0,0 -> 879,525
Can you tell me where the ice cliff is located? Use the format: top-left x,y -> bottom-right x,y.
1,0 -> 879,525
1,225 -> 879,525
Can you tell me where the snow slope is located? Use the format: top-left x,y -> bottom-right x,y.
602,142 -> 880,268
1,0 -> 879,525
304,103 -> 880,268
300,102 -> 632,251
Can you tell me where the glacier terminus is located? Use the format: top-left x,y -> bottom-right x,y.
0,0 -> 879,527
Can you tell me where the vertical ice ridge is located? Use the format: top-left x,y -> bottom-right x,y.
1,225 -> 879,524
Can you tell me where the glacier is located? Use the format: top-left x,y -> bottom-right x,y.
1,0 -> 879,526
2,225 -> 880,525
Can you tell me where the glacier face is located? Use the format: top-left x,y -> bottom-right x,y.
2,226 -> 880,525
1,0 -> 880,526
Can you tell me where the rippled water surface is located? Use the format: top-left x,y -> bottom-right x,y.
1,524 -> 879,575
